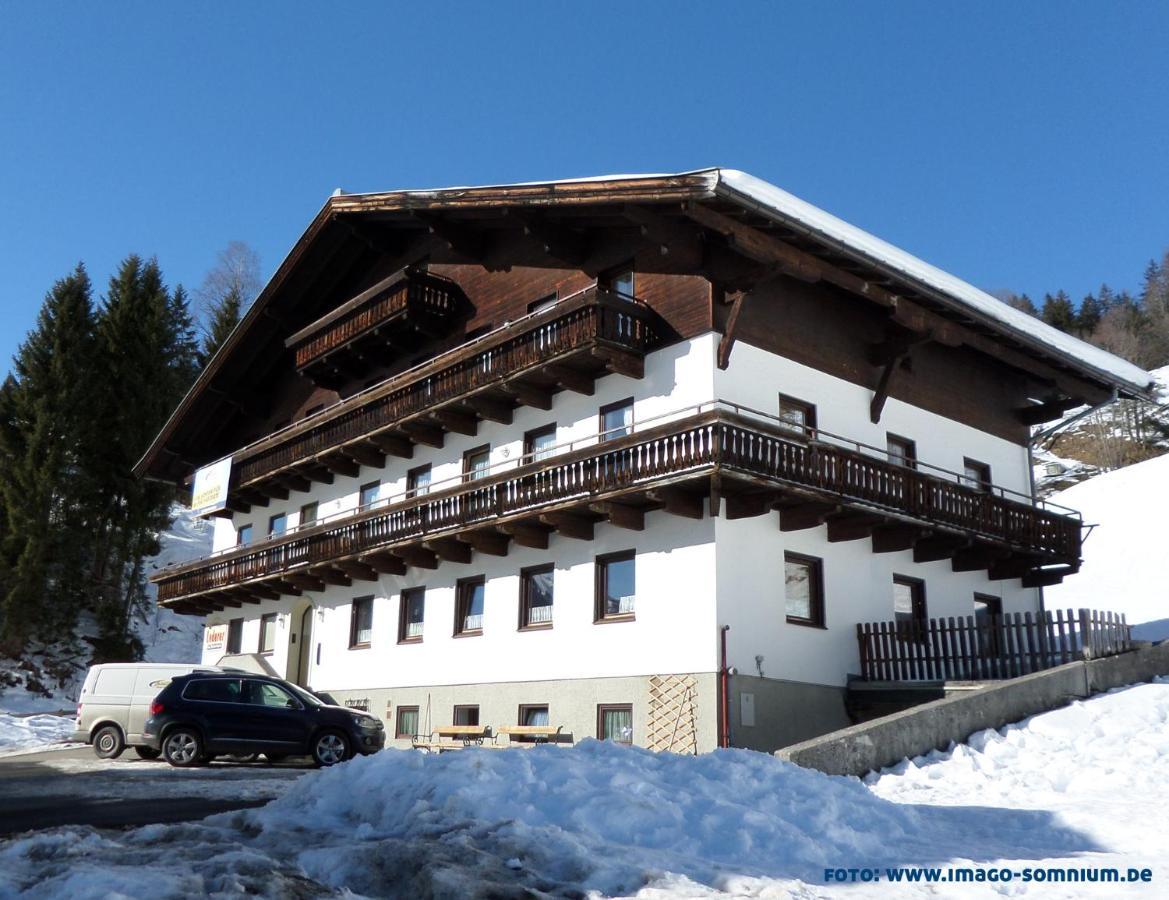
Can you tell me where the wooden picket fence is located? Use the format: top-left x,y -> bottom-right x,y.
857,608 -> 1131,682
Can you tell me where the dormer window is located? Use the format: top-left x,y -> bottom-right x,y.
602,266 -> 635,299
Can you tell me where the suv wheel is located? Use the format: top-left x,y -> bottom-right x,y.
162,728 -> 204,767
312,730 -> 349,767
93,725 -> 125,759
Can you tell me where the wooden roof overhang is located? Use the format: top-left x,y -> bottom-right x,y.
135,170 -> 1152,486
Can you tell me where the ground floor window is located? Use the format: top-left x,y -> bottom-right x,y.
520,564 -> 554,628
259,613 -> 277,654
399,588 -> 425,642
519,704 -> 549,727
893,575 -> 927,640
226,618 -> 243,654
455,576 -> 485,635
783,552 -> 825,627
453,705 -> 479,726
349,596 -> 373,649
597,704 -> 633,744
395,705 -> 419,739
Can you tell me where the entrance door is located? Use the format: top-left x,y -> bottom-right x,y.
292,605 -> 313,687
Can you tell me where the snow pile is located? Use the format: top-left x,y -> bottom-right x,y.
0,712 -> 76,757
1045,454 -> 1169,638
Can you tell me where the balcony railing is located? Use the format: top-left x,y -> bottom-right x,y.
156,402 -> 1083,606
288,269 -> 470,372
233,287 -> 661,490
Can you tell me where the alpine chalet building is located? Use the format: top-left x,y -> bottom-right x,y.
137,170 -> 1154,753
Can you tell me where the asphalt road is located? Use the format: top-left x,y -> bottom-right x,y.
0,746 -> 307,835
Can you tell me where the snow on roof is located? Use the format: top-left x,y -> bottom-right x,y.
711,169 -> 1155,397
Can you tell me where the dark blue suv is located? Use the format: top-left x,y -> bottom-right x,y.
142,673 -> 385,767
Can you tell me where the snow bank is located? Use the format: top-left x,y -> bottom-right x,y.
0,712 -> 75,757
1045,454 -> 1169,636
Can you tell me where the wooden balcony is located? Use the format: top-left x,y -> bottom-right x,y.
287,269 -> 472,385
156,405 -> 1083,613
228,287 -> 663,510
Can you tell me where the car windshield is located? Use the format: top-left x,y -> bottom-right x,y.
285,682 -> 324,708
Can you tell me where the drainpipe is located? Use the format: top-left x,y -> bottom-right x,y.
719,625 -> 731,748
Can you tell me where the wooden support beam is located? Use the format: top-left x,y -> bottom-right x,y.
268,578 -> 306,596
335,560 -> 379,581
242,584 -> 281,601
256,482 -> 290,501
501,380 -> 554,411
360,551 -> 407,576
307,566 -> 352,587
591,346 -> 645,379
500,521 -> 552,549
913,536 -> 970,563
544,364 -> 595,396
431,408 -> 479,436
869,357 -> 900,424
278,473 -> 312,494
1015,398 -> 1078,426
224,588 -> 263,605
208,592 -> 243,609
224,497 -> 251,514
871,525 -> 923,553
620,205 -> 705,268
685,201 -> 828,286
401,421 -> 445,448
343,443 -> 386,469
538,511 -> 595,540
1021,568 -> 1068,588
645,487 -> 704,520
320,453 -> 360,478
516,212 -> 591,265
464,395 -> 513,425
717,290 -> 748,370
370,433 -> 414,459
396,546 -> 439,570
988,557 -> 1043,581
951,546 -> 1010,573
460,530 -> 511,556
778,502 -> 838,532
424,538 -> 473,564
236,488 -> 269,508
589,501 -> 645,531
416,212 -> 484,260
296,464 -> 335,485
826,515 -> 881,543
724,491 -> 778,520
209,508 -> 235,520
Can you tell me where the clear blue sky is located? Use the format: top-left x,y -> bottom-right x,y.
2,2 -> 1168,376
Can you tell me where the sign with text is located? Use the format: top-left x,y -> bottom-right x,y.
204,623 -> 227,652
191,456 -> 232,516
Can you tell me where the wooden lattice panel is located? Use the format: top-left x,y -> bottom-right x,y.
647,674 -> 698,754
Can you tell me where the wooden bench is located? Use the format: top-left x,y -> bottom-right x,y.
411,725 -> 492,753
493,725 -> 569,747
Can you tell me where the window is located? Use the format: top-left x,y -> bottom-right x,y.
244,680 -> 299,708
963,458 -> 993,493
520,564 -> 554,628
596,551 -> 636,621
524,425 -> 557,463
395,705 -> 419,739
597,704 -> 633,744
886,434 -> 917,469
463,445 -> 491,482
304,403 -> 325,418
893,576 -> 927,640
528,292 -> 558,313
349,596 -> 373,649
226,618 -> 243,654
455,576 -> 486,635
605,267 -> 635,298
299,501 -> 318,528
399,588 -> 425,642
236,524 -> 253,547
599,398 -> 634,442
407,464 -> 432,497
784,553 -> 825,628
360,480 -> 380,509
259,613 -> 278,654
268,513 -> 287,537
778,395 -> 817,438
974,593 -> 1003,657
453,705 -> 480,727
183,678 -> 242,703
519,704 -> 550,727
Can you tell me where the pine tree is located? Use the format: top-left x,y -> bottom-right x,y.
200,285 -> 243,365
1040,291 -> 1077,333
1006,293 -> 1039,316
1077,293 -> 1103,337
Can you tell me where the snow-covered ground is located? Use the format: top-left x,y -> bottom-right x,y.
0,715 -> 78,759
1045,454 -> 1169,640
1,681 -> 1166,898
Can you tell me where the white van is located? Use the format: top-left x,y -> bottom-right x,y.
72,663 -> 230,759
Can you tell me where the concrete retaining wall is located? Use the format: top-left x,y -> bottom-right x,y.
776,642 -> 1169,777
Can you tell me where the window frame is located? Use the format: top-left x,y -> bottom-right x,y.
454,575 -> 486,637
236,524 -> 253,547
267,513 -> 287,537
595,550 -> 636,623
258,613 -> 278,655
398,587 -> 425,644
783,552 -> 826,628
974,592 -> 1004,657
598,397 -> 634,443
523,424 -> 557,464
225,617 -> 244,655
886,433 -> 918,470
349,596 -> 374,650
892,575 -> 928,642
963,457 -> 993,493
407,464 -> 432,497
452,704 -> 480,727
462,445 -> 491,483
601,265 -> 636,299
778,394 -> 818,439
597,703 -> 634,744
359,480 -> 380,510
518,703 -> 550,727
395,705 -> 419,739
519,564 -> 555,630
299,501 -> 318,528
527,292 -> 558,313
